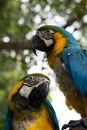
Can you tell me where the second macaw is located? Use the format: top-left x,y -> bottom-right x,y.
32,25 -> 87,129
5,73 -> 59,130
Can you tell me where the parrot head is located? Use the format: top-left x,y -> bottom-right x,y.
32,25 -> 79,56
32,25 -> 55,55
8,73 -> 50,111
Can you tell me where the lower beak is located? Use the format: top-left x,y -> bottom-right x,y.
28,80 -> 50,109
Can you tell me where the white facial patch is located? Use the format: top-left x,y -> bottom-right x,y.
37,29 -> 54,47
19,78 -> 50,98
43,39 -> 54,47
49,30 -> 54,33
19,85 -> 35,98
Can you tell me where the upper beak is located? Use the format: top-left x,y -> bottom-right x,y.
32,36 -> 37,56
32,35 -> 49,55
32,48 -> 37,56
28,79 -> 50,109
32,35 -> 40,56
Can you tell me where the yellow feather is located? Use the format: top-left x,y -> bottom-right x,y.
27,105 -> 53,130
53,32 -> 67,54
26,104 -> 53,130
8,80 -> 24,111
48,32 -> 67,68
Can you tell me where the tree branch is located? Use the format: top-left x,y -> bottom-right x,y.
63,16 -> 78,28
0,38 -> 32,51
0,0 -> 8,11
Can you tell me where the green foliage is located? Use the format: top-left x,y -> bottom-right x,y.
0,51 -> 27,129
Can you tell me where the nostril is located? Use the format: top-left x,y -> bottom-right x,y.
42,78 -> 45,81
36,31 -> 40,35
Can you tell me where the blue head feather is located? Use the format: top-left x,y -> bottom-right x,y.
44,99 -> 60,130
5,107 -> 13,130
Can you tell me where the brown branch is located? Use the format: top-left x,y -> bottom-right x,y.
63,16 -> 78,28
0,0 -> 8,11
63,14 -> 84,28
0,38 -> 32,51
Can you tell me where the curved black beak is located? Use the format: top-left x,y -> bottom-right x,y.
32,35 -> 49,55
28,80 -> 50,109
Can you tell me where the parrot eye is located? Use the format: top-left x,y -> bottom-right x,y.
37,29 -> 54,40
46,29 -> 50,33
25,76 -> 33,81
23,76 -> 40,88
29,76 -> 33,80
42,29 -> 54,40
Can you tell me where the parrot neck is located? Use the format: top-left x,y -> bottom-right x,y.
54,25 -> 80,47
47,32 -> 67,68
47,31 -> 80,68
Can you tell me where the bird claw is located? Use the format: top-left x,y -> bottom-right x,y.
62,118 -> 87,130
81,118 -> 87,128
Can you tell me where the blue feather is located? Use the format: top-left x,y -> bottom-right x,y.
62,46 -> 87,96
5,107 -> 13,130
44,99 -> 60,130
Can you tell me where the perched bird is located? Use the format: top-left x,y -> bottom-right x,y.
5,73 -> 59,130
32,25 -> 87,129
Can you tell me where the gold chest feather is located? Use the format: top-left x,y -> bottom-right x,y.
11,105 -> 54,130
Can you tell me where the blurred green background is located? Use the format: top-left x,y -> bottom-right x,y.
0,0 -> 87,129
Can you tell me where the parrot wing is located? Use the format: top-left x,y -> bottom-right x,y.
44,99 -> 59,130
62,46 -> 87,96
5,107 -> 13,130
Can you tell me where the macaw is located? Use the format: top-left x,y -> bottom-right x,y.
32,25 -> 87,129
5,73 -> 59,130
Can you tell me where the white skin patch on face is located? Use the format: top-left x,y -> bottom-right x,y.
19,78 -> 50,98
19,85 -> 35,98
37,29 -> 54,47
43,39 -> 54,47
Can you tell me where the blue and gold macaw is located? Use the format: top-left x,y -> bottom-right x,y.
32,25 -> 87,129
5,73 -> 59,130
